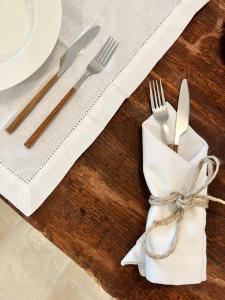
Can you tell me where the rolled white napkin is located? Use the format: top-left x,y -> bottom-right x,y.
121,103 -> 209,285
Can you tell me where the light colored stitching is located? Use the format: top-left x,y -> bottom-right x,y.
0,0 -> 182,183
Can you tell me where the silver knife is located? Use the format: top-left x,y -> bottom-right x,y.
58,25 -> 100,77
6,25 -> 100,134
173,79 -> 190,152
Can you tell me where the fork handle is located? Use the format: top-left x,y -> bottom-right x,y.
160,124 -> 169,145
6,74 -> 59,134
24,87 -> 76,149
169,144 -> 178,152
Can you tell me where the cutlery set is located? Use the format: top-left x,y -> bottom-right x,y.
5,23 -> 189,152
149,79 -> 190,152
149,80 -> 170,146
6,26 -> 119,148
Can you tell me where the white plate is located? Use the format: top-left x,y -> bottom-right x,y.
0,0 -> 62,91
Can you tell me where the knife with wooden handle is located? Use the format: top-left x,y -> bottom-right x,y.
173,79 -> 190,153
6,25 -> 100,134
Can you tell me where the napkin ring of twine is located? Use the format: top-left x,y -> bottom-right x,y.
143,156 -> 225,259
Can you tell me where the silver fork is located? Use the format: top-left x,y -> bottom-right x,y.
75,37 -> 119,89
25,37 -> 119,148
149,80 -> 170,145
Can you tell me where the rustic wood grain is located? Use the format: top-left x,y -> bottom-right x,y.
4,1 -> 225,299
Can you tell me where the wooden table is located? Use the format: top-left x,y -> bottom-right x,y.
5,1 -> 225,299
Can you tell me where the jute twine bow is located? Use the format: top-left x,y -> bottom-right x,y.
143,156 -> 225,259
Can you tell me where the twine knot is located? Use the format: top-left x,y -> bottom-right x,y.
174,192 -> 189,210
143,156 -> 224,259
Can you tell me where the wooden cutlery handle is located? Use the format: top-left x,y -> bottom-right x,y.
169,144 -> 178,152
6,74 -> 59,134
24,87 -> 76,149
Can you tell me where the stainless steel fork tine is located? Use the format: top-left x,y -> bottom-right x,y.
101,40 -> 117,62
99,39 -> 116,64
96,37 -> 113,61
149,82 -> 155,112
148,79 -> 170,146
102,41 -> 119,66
160,80 -> 166,106
98,39 -> 114,62
155,80 -> 162,107
95,36 -> 112,60
24,37 -> 119,148
152,80 -> 159,109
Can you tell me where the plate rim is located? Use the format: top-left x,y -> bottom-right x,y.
0,0 -> 62,91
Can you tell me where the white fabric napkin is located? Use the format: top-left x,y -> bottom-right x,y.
0,0 -> 209,215
121,104 -> 209,285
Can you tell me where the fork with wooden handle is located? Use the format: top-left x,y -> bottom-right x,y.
5,25 -> 100,134
24,37 -> 119,149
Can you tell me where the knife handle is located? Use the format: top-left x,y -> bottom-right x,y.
24,87 -> 76,149
169,144 -> 178,152
6,74 -> 59,134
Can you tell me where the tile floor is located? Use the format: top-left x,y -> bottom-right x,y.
0,200 -> 113,300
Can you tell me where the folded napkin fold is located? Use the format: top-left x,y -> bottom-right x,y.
121,104 -> 209,285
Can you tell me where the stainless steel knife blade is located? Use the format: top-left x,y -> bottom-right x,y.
174,79 -> 190,148
58,25 -> 100,77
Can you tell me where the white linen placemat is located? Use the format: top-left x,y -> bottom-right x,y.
121,104 -> 208,285
0,0 -> 209,215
